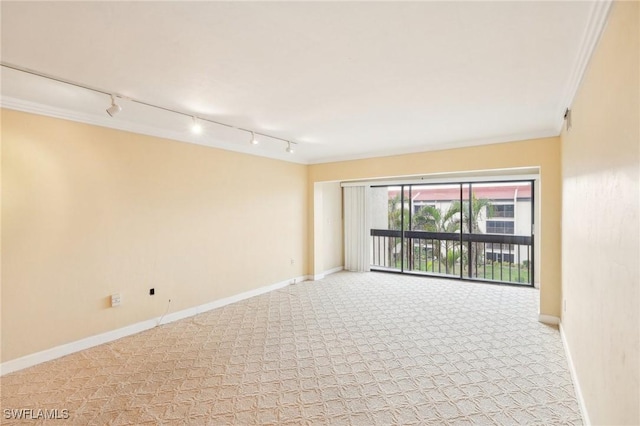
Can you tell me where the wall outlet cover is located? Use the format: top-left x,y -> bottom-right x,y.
111,293 -> 121,307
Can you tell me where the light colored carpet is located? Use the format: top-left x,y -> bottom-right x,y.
1,272 -> 581,425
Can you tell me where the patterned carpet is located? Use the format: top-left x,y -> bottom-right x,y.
1,272 -> 582,425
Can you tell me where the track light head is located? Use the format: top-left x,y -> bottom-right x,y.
250,132 -> 259,145
191,116 -> 202,134
106,95 -> 121,117
286,142 -> 294,154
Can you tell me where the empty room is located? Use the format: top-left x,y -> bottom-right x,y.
1,1 -> 638,425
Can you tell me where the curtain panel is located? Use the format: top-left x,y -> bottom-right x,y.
343,186 -> 370,272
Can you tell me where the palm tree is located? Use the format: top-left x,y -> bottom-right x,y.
412,196 -> 492,275
388,192 -> 492,275
413,202 -> 461,233
387,194 -> 410,266
388,194 -> 409,231
411,202 -> 462,273
462,194 -> 493,277
462,195 -> 493,233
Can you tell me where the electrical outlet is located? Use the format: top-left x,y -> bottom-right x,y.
290,258 -> 295,265
111,293 -> 121,307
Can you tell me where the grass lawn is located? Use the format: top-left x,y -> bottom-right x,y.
400,258 -> 530,284
471,264 -> 530,283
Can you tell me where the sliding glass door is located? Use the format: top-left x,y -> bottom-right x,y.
370,180 -> 534,286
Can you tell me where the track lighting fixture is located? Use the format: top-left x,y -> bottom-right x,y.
106,95 -> 121,117
2,63 -> 301,156
191,116 -> 202,134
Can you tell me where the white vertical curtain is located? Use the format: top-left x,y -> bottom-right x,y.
343,185 -> 370,272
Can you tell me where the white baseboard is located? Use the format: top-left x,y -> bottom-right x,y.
1,274 -> 308,376
538,314 -> 560,325
559,323 -> 591,425
0,319 -> 159,376
313,266 -> 344,281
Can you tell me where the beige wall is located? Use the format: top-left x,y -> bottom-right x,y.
561,2 -> 639,424
321,182 -> 343,273
308,137 -> 562,318
1,109 -> 308,362
312,181 -> 344,276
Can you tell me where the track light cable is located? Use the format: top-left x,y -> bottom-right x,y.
1,62 -> 298,152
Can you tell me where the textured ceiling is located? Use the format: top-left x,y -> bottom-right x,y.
1,1 -> 607,164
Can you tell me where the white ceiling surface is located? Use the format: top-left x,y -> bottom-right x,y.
1,2 -> 603,164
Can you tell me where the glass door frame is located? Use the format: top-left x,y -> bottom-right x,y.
370,179 -> 535,287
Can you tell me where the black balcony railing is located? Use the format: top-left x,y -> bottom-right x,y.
370,229 -> 533,285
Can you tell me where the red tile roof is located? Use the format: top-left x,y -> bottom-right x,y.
388,185 -> 531,201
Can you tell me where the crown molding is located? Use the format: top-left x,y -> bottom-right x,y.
307,129 -> 559,165
2,95 -> 559,166
0,96 -> 309,165
554,0 -> 613,134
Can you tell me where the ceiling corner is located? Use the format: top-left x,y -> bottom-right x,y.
554,0 -> 613,134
